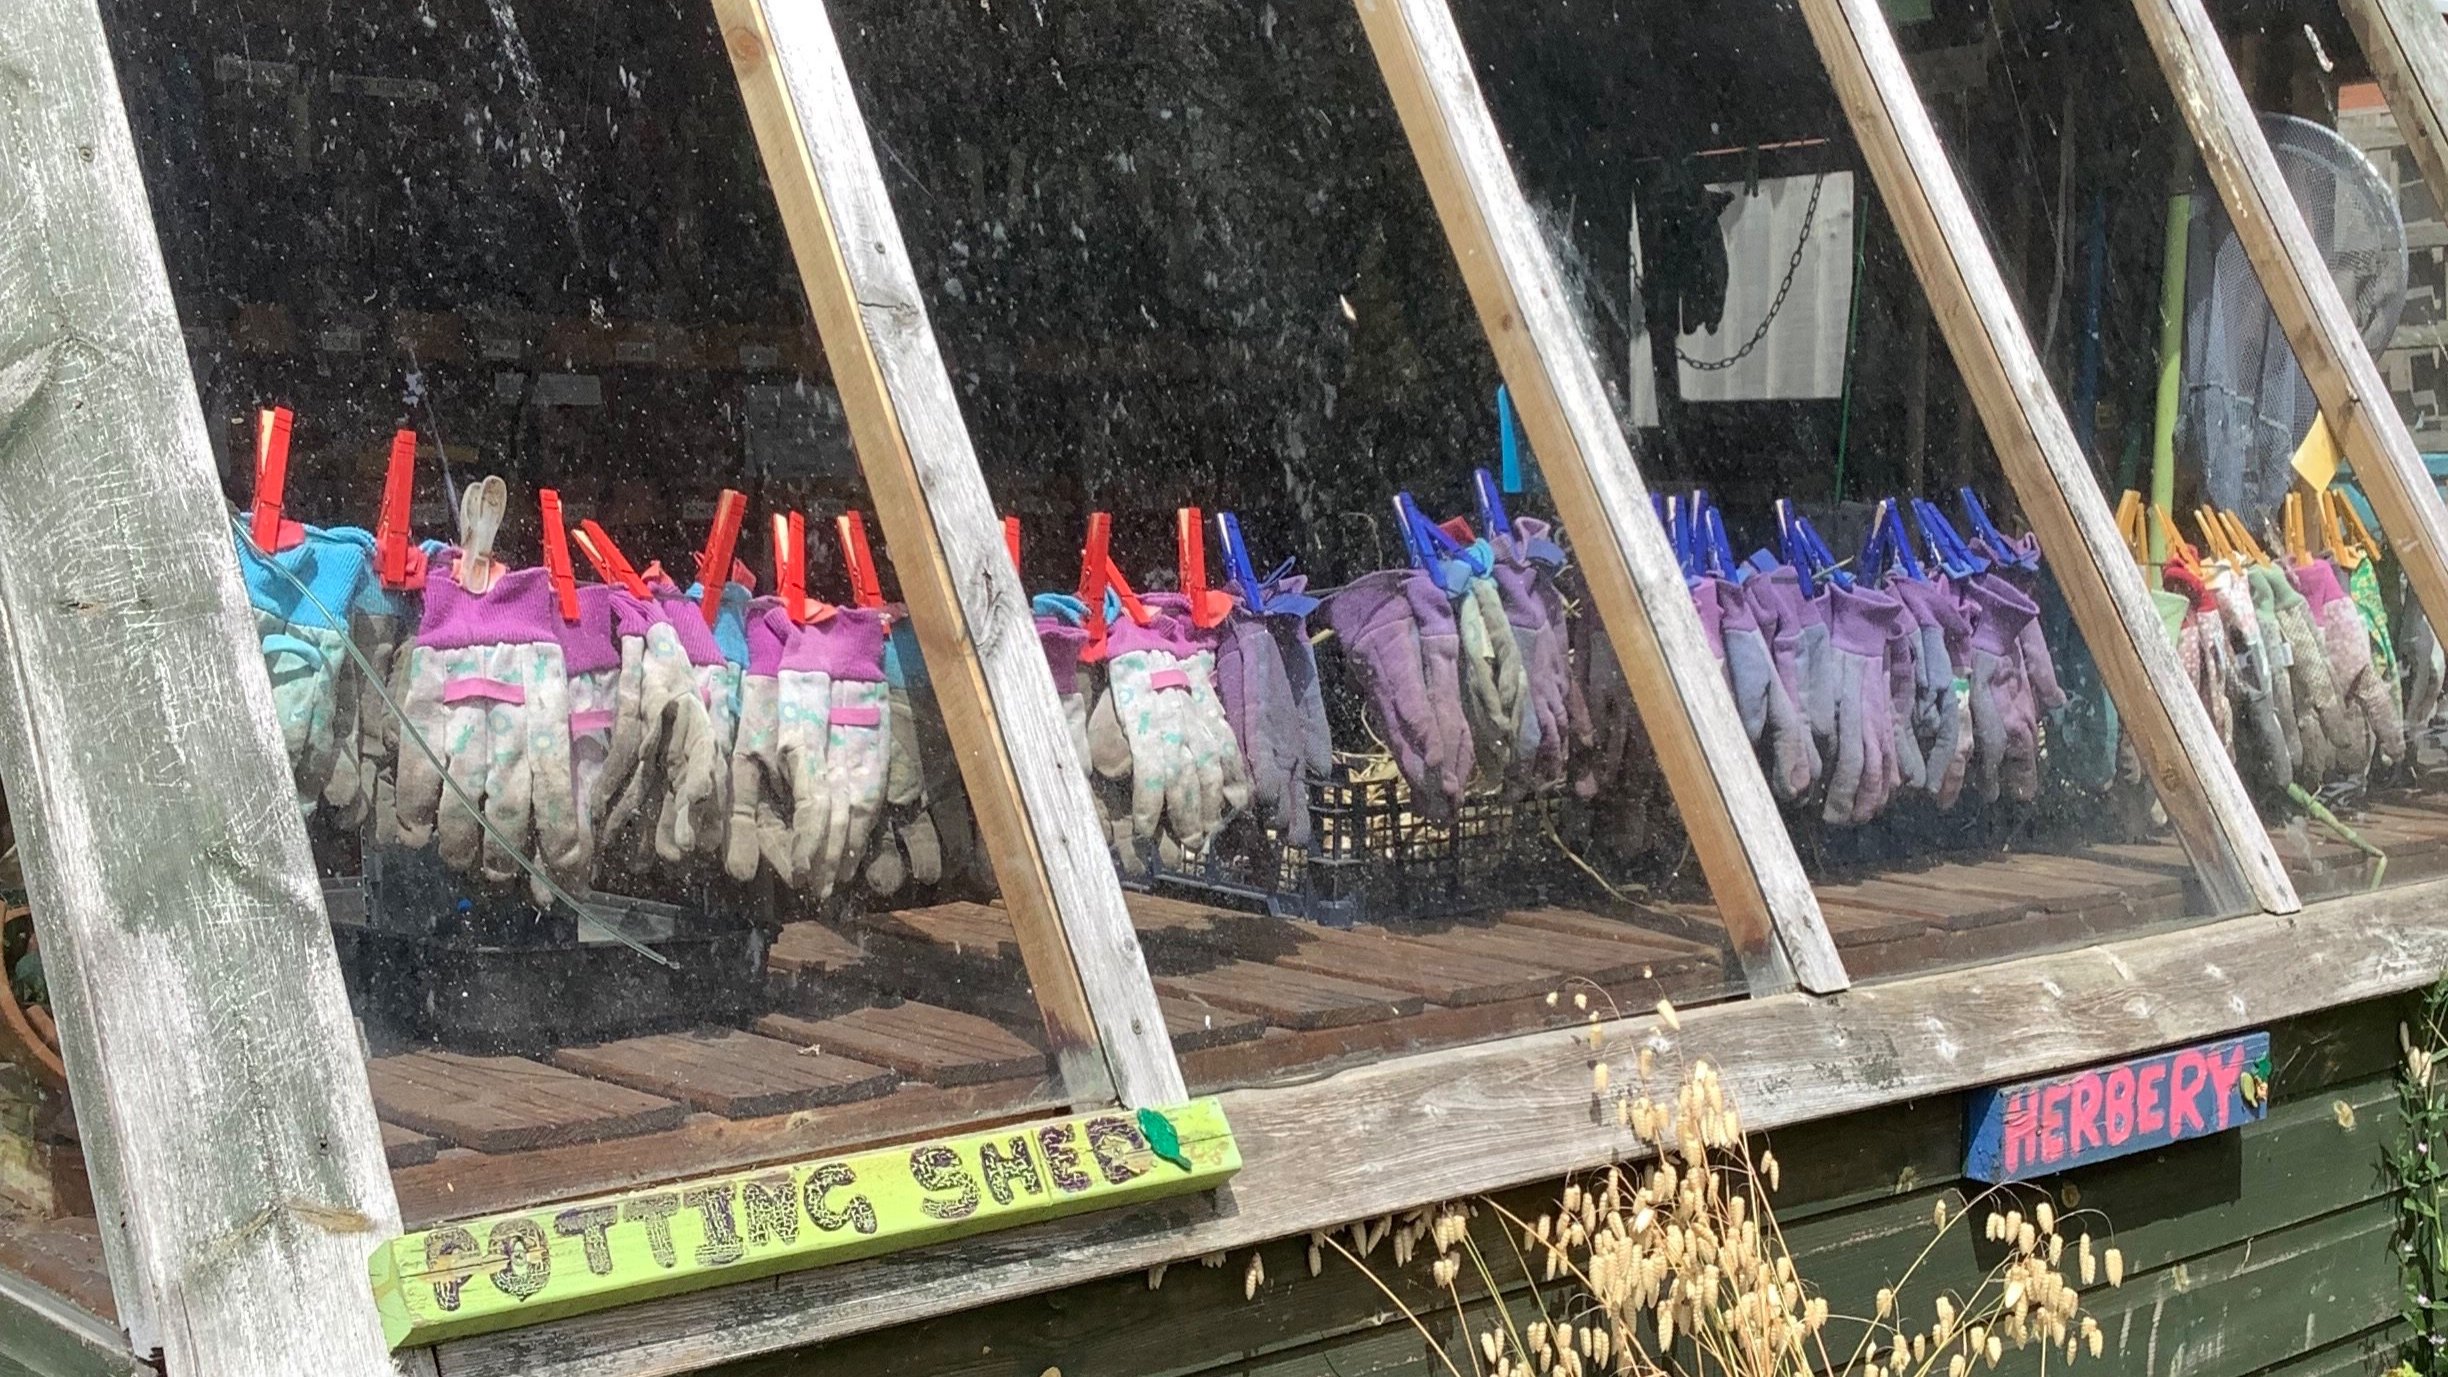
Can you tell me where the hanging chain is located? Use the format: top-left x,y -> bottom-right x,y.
1665,171 -> 1829,372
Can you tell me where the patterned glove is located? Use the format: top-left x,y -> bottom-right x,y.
600,589 -> 722,871
864,620 -> 943,897
393,561 -> 583,903
558,583 -> 621,882
2297,559 -> 2402,775
235,522 -> 377,818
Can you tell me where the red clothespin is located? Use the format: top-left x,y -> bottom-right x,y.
769,511 -> 832,624
249,406 -> 305,552
1077,512 -> 1154,663
1177,506 -> 1231,629
1004,515 -> 1023,573
695,489 -> 747,628
574,520 -> 651,598
374,428 -> 427,590
537,490 -> 580,624
837,511 -> 886,611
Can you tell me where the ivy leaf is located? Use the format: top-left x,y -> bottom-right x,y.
1138,1107 -> 1192,1172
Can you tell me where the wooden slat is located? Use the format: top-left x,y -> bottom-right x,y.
765,921 -> 868,978
1156,995 -> 1268,1053
1275,925 -> 1557,1006
1409,922 -> 1664,985
2131,0 -> 2448,686
715,0 -> 1184,1107
2340,0 -> 2448,256
0,1 -> 402,1363
550,1030 -> 898,1119
367,1051 -> 687,1153
0,1218 -> 115,1325
380,1122 -> 438,1170
1349,0 -> 1843,994
1496,907 -> 1724,967
1155,963 -> 1426,1031
756,1004 -> 1050,1087
1791,0 -> 2294,918
427,875 -> 2448,1377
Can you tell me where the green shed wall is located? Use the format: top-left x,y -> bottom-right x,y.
709,996 -> 2417,1377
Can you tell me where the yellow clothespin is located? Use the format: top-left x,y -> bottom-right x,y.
2194,506 -> 2241,570
2156,506 -> 2203,576
2319,491 -> 2365,569
2339,493 -> 2384,566
2283,492 -> 2310,565
2115,489 -> 2148,565
2219,509 -> 2273,567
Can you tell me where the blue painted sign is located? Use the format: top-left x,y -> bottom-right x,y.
1964,1031 -> 2271,1183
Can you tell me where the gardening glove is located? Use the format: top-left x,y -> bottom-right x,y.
1324,569 -> 1475,820
1962,574 -> 2042,805
1490,534 -> 1572,791
865,620 -> 943,896
1272,576 -> 1336,819
236,522 -> 377,818
2348,557 -> 2409,756
1876,590 -> 1930,793
1892,577 -> 1971,808
1447,555 -> 1525,785
558,583 -> 622,881
392,560 -> 584,904
1574,604 -> 1643,803
1216,578 -> 1336,846
1092,603 -> 1247,854
2163,564 -> 2235,754
2209,563 -> 2292,795
2297,559 -> 2401,774
2261,565 -> 2349,785
1036,593 -> 1096,774
599,589 -> 723,871
2244,566 -> 2303,781
1821,582 -> 1908,825
1745,567 -> 1837,772
1515,520 -> 1594,753
1702,575 -> 1815,802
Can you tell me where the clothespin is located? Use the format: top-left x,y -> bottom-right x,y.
1910,497 -> 1985,579
1472,467 -> 1514,542
2336,491 -> 2384,567
695,489 -> 747,628
1882,500 -> 1929,581
573,519 -> 651,598
1176,506 -> 1232,629
2154,505 -> 2202,576
2115,490 -> 2148,566
1961,487 -> 2038,571
836,510 -> 886,610
773,513 -> 805,622
1497,386 -> 1526,495
455,475 -> 508,594
1217,511 -> 1267,615
1705,506 -> 1744,583
2283,492 -> 2311,566
375,428 -> 427,591
1004,515 -> 1023,574
2193,507 -> 2240,569
1076,512 -> 1151,663
1792,513 -> 1852,590
2219,509 -> 2273,568
248,406 -> 306,553
1393,492 -> 1481,592
1773,499 -> 1817,598
537,489 -> 580,624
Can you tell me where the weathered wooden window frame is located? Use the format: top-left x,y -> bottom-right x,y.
8,0 -> 2448,1371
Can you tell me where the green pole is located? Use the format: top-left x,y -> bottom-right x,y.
2148,189 -> 2191,583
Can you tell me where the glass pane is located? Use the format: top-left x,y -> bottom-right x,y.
101,0 -> 1066,1223
1455,0 -> 2241,982
1905,0 -> 2448,911
831,0 -> 1749,1093
0,782 -> 113,1331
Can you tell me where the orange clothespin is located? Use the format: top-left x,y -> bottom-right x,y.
1176,506 -> 1232,629
537,490 -> 581,624
1004,515 -> 1023,574
2193,507 -> 2240,570
695,489 -> 747,627
248,406 -> 305,553
374,428 -> 427,591
836,511 -> 886,611
2338,493 -> 2384,566
573,519 -> 651,598
1077,512 -> 1154,663
2115,490 -> 2147,565
768,511 -> 833,624
2154,505 -> 2202,576
2219,509 -> 2273,568
2283,493 -> 2311,566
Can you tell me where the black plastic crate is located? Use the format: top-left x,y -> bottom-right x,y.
335,846 -> 770,1055
1147,771 -> 1562,927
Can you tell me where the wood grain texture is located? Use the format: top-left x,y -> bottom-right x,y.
712,0 -> 1185,1108
0,2 -> 400,1367
2133,0 -> 2448,667
1348,0 -> 1844,995
548,1031 -> 899,1119
426,870 -> 2448,1377
1794,0 -> 2295,919
754,1004 -> 1049,1087
2341,0 -> 2448,267
369,1053 -> 688,1154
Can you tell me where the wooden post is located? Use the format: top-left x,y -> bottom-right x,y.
0,0 -> 400,1370
1790,0 -> 2297,917
2341,0 -> 2448,222
712,0 -> 1186,1106
1353,0 -> 1847,994
2133,0 -> 2448,658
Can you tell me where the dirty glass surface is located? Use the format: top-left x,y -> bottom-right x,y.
1899,0 -> 2448,912
833,0 -> 1749,1095
1450,0 -> 2242,984
100,0 -> 1065,1225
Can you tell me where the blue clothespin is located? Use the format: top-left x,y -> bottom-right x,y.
1216,511 -> 1267,615
1883,500 -> 1927,581
1395,492 -> 1478,593
1665,495 -> 1697,578
1705,506 -> 1745,583
1911,497 -> 1987,578
1773,499 -> 1816,598
1793,514 -> 1853,590
1497,386 -> 1526,495
1961,487 -> 2039,571
1472,467 -> 1514,542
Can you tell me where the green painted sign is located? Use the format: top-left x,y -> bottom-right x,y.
370,1099 -> 1239,1349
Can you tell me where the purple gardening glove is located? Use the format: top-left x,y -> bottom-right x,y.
1515,520 -> 1595,754
1963,574 -> 2042,804
393,561 -> 583,903
1877,587 -> 1930,793
1573,606 -> 1642,803
1892,577 -> 1972,809
1821,582 -> 1908,825
1215,576 -> 1331,846
1323,569 -> 1474,820
1745,568 -> 1836,774
1701,574 -> 1815,802
1038,612 -> 1095,774
1491,537 -> 1572,791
